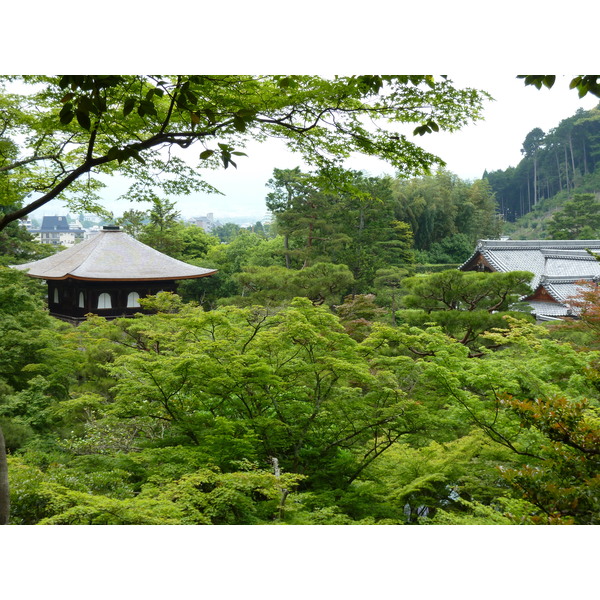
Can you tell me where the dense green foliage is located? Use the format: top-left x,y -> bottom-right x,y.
546,193 -> 600,239
113,169 -> 500,311
3,77 -> 600,527
398,269 -> 535,353
391,171 -> 502,252
1,263 -> 598,525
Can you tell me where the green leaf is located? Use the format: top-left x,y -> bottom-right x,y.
233,116 -> 246,132
59,103 -> 73,125
59,102 -> 72,114
129,150 -> 146,164
204,108 -> 216,123
106,146 -> 123,162
543,75 -> 556,88
139,100 -> 157,117
76,110 -> 91,130
123,97 -> 136,117
78,95 -> 95,115
184,89 -> 198,105
59,111 -> 74,125
199,149 -> 214,160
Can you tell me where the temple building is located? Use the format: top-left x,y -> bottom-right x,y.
460,239 -> 600,320
13,226 -> 217,323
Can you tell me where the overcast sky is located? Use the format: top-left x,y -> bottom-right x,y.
171,74 -> 599,219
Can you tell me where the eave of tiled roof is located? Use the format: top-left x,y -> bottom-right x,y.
527,300 -> 573,317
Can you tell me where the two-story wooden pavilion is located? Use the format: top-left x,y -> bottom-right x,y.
13,226 -> 217,323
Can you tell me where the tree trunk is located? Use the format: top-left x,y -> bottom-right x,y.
555,151 -> 563,192
569,135 -> 576,183
533,156 -> 538,206
270,457 -> 288,521
520,188 -> 524,218
303,214 -> 315,269
565,145 -> 570,191
0,425 -> 9,525
284,233 -> 291,269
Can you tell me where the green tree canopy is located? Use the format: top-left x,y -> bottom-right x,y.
547,193 -> 600,239
398,270 -> 534,352
391,170 -> 501,251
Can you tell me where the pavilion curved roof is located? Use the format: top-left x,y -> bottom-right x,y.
13,228 -> 217,281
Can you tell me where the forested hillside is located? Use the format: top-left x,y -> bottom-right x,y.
485,103 -> 600,224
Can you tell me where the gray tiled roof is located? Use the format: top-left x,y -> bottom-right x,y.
13,228 -> 217,281
531,277 -> 592,317
461,239 -> 600,289
39,216 -> 71,231
461,239 -> 600,320
539,277 -> 589,304
527,300 -> 573,317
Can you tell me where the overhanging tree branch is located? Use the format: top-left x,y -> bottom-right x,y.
0,75 -> 489,231
0,154 -> 60,172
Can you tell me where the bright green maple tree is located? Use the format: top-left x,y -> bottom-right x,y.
4,288 -> 600,524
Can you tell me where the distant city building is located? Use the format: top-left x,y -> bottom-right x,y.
190,212 -> 215,232
80,213 -> 104,224
84,225 -> 102,240
29,215 -> 85,247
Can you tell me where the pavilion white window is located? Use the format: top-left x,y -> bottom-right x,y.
97,293 -> 112,309
53,288 -> 59,303
127,291 -> 140,308
78,292 -> 85,308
